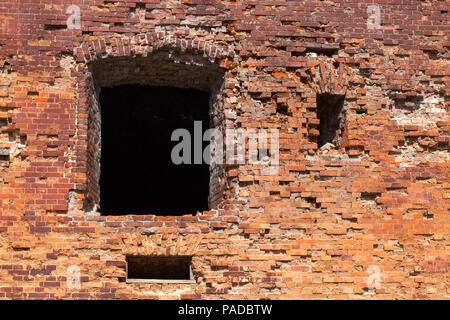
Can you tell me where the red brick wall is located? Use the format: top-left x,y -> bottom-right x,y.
0,0 -> 448,299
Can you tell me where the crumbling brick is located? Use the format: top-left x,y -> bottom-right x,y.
0,0 -> 448,300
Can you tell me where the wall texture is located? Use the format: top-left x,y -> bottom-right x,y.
0,0 -> 448,299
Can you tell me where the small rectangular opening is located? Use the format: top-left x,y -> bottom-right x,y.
126,256 -> 194,283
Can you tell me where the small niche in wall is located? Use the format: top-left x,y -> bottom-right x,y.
126,256 -> 195,284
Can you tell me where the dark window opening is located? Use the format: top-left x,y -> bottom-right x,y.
99,85 -> 210,215
126,256 -> 193,281
316,93 -> 345,148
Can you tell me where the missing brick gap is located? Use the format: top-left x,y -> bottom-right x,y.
239,181 -> 254,187
423,210 -> 434,220
104,1 -> 118,5
136,2 -> 146,9
44,24 -> 66,31
276,103 -> 290,116
304,197 -> 320,208
305,47 -> 336,58
12,247 -> 30,251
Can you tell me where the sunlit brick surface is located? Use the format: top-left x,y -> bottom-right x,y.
0,0 -> 448,299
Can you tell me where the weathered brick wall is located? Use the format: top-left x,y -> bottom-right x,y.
0,0 -> 448,299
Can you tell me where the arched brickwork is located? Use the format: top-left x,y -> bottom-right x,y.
73,31 -> 236,67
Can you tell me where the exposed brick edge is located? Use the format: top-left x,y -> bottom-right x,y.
73,32 -> 236,67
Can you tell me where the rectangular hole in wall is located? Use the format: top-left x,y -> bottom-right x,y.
126,256 -> 194,283
99,85 -> 210,215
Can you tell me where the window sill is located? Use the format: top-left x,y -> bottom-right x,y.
126,278 -> 196,284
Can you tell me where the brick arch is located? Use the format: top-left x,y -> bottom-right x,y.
305,59 -> 355,95
74,31 -> 236,68
301,59 -> 357,151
